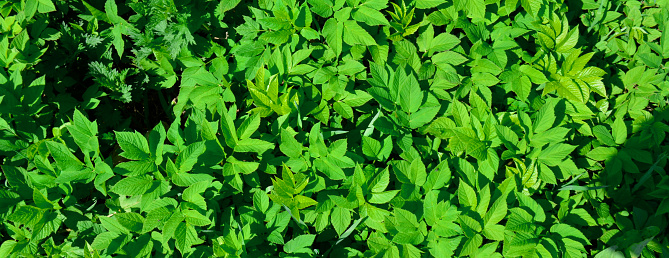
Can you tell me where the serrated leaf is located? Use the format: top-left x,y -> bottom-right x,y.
587,147 -> 617,161
323,18 -> 343,57
174,222 -> 203,254
331,207 -> 351,236
415,0 -> 446,9
369,167 -> 390,193
538,143 -> 576,166
533,101 -> 556,133
368,190 -> 398,204
115,212 -> 144,232
235,138 -> 274,154
183,209 -> 212,226
46,141 -> 84,171
472,72 -> 500,86
458,181 -> 477,208
484,197 -> 507,227
343,90 -> 373,107
399,73 -> 422,113
280,129 -> 303,158
343,20 -> 377,46
409,158 -> 427,187
593,125 -> 616,146
176,141 -> 205,173
8,205 -> 44,226
115,131 -> 150,160
334,101 -> 354,119
237,114 -> 260,140
515,193 -> 546,222
149,123 -> 166,165
519,65 -> 548,84
612,118 -> 627,145
432,51 -> 468,67
68,109 -> 99,156
283,234 -> 316,253
253,190 -> 270,213
352,6 -> 389,26
220,107 -> 239,148
111,175 -> 153,196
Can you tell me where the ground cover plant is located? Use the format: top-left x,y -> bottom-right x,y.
1,0 -> 669,257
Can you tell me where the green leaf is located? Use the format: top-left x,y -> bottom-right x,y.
342,20 -> 377,46
352,6 -> 389,26
465,0 -> 486,20
484,197 -> 507,227
369,167 -> 390,193
472,72 -> 500,86
408,158 -> 427,187
111,175 -> 153,196
593,125 -> 616,146
458,180 -> 477,208
515,193 -> 546,222
280,129 -> 303,158
253,190 -> 270,213
415,0 -> 446,9
68,109 -> 99,156
149,123 -> 166,165
533,101 -> 556,133
313,158 -> 346,180
183,209 -> 212,226
283,234 -> 316,253
513,76 -> 532,100
519,65 -> 548,84
323,18 -> 343,57
543,80 -> 586,103
220,107 -> 239,148
33,189 -> 58,210
115,131 -> 150,160
115,212 -> 144,232
331,207 -> 351,236
404,106 -> 440,129
612,118 -> 627,145
237,114 -> 260,140
594,246 -> 625,258
460,234 -> 483,256
111,25 -> 124,59
176,141 -> 206,173
538,143 -> 576,166
432,51 -> 468,67
399,73 -> 422,113
550,223 -> 589,245
338,60 -> 366,75
453,128 -> 487,160
46,141 -> 84,171
586,147 -> 617,161
361,136 -> 391,160
8,205 -> 44,226
309,123 -> 328,158
368,190 -> 398,204
334,101 -> 354,119
343,90 -> 373,107
234,138 -> 274,154
423,160 -> 451,190
38,0 -> 56,13
174,222 -> 203,254
662,21 -> 669,57
394,208 -> 420,231
216,0 -> 241,15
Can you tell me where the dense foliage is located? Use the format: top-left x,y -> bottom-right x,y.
1,0 -> 669,257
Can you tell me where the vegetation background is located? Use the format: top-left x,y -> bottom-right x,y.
1,0 -> 669,257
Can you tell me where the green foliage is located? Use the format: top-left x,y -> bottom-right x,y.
2,0 -> 669,257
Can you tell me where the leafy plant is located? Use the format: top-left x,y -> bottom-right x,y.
2,0 -> 669,257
